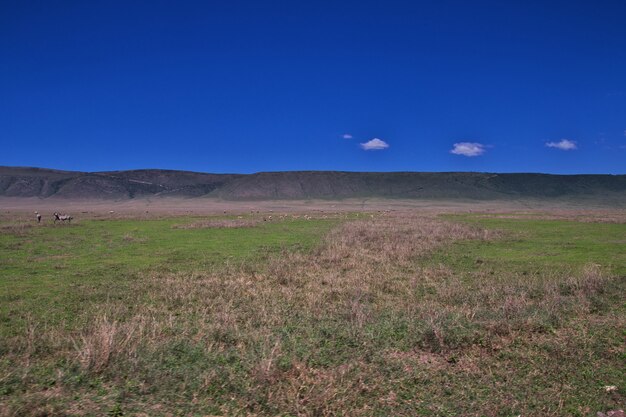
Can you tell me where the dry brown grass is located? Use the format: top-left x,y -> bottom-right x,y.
0,221 -> 35,236
74,315 -> 153,373
172,219 -> 261,229
474,210 -> 626,223
121,233 -> 148,243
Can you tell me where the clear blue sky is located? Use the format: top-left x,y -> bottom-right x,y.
1,0 -> 625,174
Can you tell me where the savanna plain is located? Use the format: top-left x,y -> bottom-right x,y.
0,201 -> 624,416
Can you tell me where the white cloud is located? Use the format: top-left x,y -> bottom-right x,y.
545,139 -> 577,151
342,133 -> 353,139
450,142 -> 486,157
360,138 -> 389,150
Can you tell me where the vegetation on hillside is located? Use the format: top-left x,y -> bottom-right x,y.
2,166 -> 626,202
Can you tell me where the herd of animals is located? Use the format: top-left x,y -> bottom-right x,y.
30,208 -> 389,225
34,211 -> 73,224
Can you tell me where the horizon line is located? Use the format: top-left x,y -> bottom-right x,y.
1,165 -> 625,176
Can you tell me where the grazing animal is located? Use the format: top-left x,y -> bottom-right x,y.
53,212 -> 73,223
35,211 -> 41,223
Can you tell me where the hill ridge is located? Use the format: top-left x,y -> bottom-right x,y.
1,166 -> 625,202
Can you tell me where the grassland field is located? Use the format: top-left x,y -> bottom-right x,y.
0,208 -> 624,416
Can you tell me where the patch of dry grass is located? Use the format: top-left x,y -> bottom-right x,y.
0,222 -> 35,236
172,219 -> 261,229
121,232 -> 148,243
474,210 -> 626,223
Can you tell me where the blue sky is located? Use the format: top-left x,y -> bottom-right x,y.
1,0 -> 625,174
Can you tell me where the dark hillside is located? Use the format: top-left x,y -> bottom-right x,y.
209,171 -> 626,201
1,166 -> 625,202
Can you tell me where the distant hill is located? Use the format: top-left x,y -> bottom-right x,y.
1,166 -> 625,202
0,167 -> 241,199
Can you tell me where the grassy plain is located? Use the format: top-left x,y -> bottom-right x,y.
0,209 -> 624,416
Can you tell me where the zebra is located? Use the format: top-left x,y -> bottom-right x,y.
35,211 -> 41,223
53,212 -> 73,223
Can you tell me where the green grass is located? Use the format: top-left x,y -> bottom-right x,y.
1,212 -> 624,416
438,214 -> 626,276
0,216 -> 338,337
2,216 -> 335,274
420,214 -> 626,416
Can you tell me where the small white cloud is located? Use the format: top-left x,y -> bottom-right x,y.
546,139 -> 577,151
342,133 -> 353,139
360,138 -> 389,150
450,142 -> 486,157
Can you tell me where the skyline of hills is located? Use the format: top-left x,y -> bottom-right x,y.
1,166 -> 625,204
